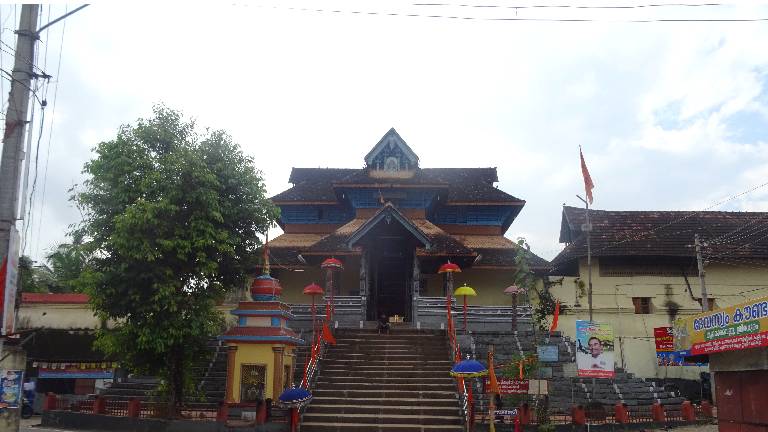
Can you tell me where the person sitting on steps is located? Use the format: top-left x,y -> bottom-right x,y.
377,314 -> 390,334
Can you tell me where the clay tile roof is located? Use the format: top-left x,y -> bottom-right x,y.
269,233 -> 324,248
22,293 -> 90,304
271,167 -> 524,204
552,206 -> 768,271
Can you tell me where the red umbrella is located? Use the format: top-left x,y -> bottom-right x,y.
438,262 -> 461,329
303,283 -> 324,341
321,258 -> 344,319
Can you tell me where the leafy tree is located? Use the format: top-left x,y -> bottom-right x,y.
73,105 -> 278,414
19,256 -> 50,293
513,238 -> 565,332
46,235 -> 91,293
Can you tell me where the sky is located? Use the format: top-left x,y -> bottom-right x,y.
3,1 -> 768,263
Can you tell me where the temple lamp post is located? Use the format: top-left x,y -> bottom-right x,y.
454,284 -> 477,334
303,283 -> 324,344
438,261 -> 461,328
504,285 -> 525,334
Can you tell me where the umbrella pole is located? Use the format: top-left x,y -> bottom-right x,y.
311,297 -> 316,345
463,296 -> 468,334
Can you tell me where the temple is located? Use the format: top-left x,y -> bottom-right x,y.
266,128 -> 548,326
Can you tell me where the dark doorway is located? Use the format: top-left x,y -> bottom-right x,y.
368,236 -> 413,321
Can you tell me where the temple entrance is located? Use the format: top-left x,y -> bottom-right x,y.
368,236 -> 413,322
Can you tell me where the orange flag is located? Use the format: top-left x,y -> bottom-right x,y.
322,321 -> 336,345
580,146 -> 594,205
549,300 -> 560,335
487,349 -> 499,394
518,360 -> 524,379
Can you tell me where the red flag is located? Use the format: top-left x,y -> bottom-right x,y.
579,146 -> 594,205
518,361 -> 524,379
549,300 -> 560,335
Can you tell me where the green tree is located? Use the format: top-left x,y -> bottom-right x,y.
73,105 -> 278,414
513,238 -> 564,331
46,235 -> 91,293
19,256 -> 50,293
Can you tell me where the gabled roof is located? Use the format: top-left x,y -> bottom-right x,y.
347,203 -> 431,248
552,206 -> 768,272
364,128 -> 419,168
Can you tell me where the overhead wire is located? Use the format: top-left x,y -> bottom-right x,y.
33,4 -> 67,259
252,2 -> 768,23
413,2 -> 729,9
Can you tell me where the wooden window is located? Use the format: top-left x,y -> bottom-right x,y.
632,297 -> 652,314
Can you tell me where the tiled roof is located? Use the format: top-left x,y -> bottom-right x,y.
22,293 -> 90,304
269,233 -> 324,248
272,167 -> 523,204
552,206 -> 768,270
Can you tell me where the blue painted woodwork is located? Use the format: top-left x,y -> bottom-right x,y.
343,189 -> 437,209
279,205 -> 353,224
271,317 -> 281,327
431,205 -> 514,226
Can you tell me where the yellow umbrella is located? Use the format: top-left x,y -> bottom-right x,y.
454,284 -> 477,333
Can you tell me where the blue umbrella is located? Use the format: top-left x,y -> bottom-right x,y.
278,387 -> 313,406
450,359 -> 488,378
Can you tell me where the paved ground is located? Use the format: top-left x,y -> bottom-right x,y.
650,424 -> 718,432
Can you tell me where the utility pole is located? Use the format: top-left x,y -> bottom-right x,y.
0,4 -> 39,333
695,234 -> 709,312
577,195 -> 593,322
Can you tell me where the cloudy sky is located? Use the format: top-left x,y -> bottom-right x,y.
3,1 -> 768,263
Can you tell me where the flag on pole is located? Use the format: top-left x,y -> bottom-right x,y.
549,300 -> 560,336
579,146 -> 594,205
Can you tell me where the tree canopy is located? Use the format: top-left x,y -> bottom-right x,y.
73,105 -> 278,411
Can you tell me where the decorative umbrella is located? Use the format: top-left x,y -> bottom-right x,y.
453,284 -> 477,334
321,257 -> 343,319
450,358 -> 488,378
303,283 -> 324,342
279,387 -> 312,432
504,285 -> 525,333
438,261 -> 461,331
278,387 -> 313,406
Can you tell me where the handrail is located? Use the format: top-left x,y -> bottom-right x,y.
446,295 -> 471,429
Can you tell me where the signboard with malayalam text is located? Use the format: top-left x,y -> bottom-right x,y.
674,295 -> 768,356
487,378 -> 529,395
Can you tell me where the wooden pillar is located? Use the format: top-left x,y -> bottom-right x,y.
360,250 -> 368,321
225,345 -> 238,402
412,254 -> 420,324
272,346 -> 285,398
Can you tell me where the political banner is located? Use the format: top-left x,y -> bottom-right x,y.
576,320 -> 615,378
654,326 -> 704,366
674,295 -> 768,356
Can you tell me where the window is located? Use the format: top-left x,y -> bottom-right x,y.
632,297 -> 652,314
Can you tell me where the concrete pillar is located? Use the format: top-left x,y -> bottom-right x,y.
225,345 -> 238,402
272,346 -> 285,398
0,344 -> 26,432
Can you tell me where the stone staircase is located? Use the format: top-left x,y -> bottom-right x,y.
301,328 -> 465,432
100,338 -> 227,407
469,330 -> 686,415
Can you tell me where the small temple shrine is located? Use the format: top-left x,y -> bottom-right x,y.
220,270 -> 302,404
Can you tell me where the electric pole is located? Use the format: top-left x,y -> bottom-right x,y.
0,4 -> 39,334
695,234 -> 709,312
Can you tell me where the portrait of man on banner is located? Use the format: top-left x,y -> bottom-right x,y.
576,320 -> 615,378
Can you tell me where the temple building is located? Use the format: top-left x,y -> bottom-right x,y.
265,128 -> 548,325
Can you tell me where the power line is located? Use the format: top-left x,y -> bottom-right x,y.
34,4 -> 67,259
414,2 -> 729,9
253,3 -> 768,23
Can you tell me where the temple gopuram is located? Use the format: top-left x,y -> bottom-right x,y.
265,128 -> 549,328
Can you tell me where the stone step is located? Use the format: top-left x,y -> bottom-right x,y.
307,404 -> 460,416
322,365 -> 452,372
312,389 -> 458,399
316,377 -> 454,385
315,382 -> 456,392
303,412 -> 462,426
301,422 -> 464,431
311,397 -> 459,408
320,370 -> 450,379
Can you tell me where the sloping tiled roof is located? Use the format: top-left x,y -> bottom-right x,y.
272,167 -> 523,204
552,206 -> 768,270
269,233 -> 324,248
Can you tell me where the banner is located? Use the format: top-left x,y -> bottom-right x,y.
674,295 -> 768,356
1,227 -> 19,335
487,378 -> 529,395
576,320 -> 615,378
0,369 -> 23,408
38,367 -> 114,379
654,326 -> 704,366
